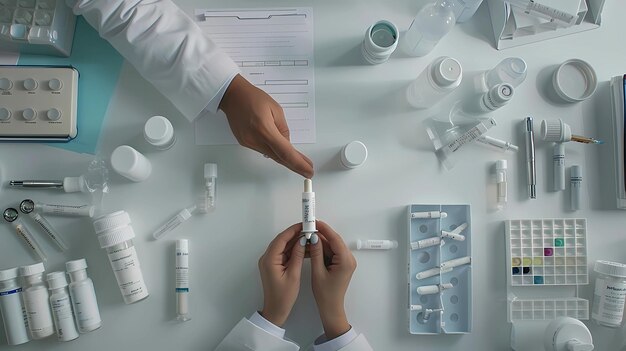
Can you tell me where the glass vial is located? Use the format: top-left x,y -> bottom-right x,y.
361,20 -> 399,64
66,259 -> 102,333
592,260 -> 626,328
485,57 -> 527,89
92,211 -> 149,304
175,239 -> 190,322
46,272 -> 79,342
402,0 -> 456,57
20,262 -> 54,339
144,116 -> 176,150
0,267 -> 29,345
407,56 -> 462,109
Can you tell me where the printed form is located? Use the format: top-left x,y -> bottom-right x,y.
194,8 -> 316,145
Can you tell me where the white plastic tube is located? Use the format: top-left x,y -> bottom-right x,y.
29,213 -> 68,251
410,211 -> 447,219
417,283 -> 453,295
410,237 -> 442,250
476,136 -> 519,152
152,207 -> 195,240
175,239 -> 190,322
356,240 -> 398,250
301,179 -> 316,240
570,165 -> 582,211
496,160 -> 508,210
35,203 -> 95,217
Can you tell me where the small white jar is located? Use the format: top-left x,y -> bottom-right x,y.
361,20 -> 399,65
340,141 -> 368,169
592,260 -> 626,328
144,116 -> 176,150
110,145 -> 152,182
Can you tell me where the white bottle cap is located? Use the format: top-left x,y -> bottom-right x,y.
204,163 -> 217,179
496,159 -> 507,170
93,211 -> 131,234
570,165 -> 582,179
361,20 -> 399,64
20,262 -> 45,276
65,258 -> 87,273
144,116 -> 174,147
110,145 -> 152,182
432,57 -> 462,88
176,239 -> 189,251
0,267 -> 19,281
484,83 -> 514,109
552,59 -> 597,103
96,224 -> 135,249
46,271 -> 68,290
541,119 -> 572,142
341,141 -> 368,169
594,260 -> 626,278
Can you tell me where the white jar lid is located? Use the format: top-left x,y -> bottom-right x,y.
97,224 -> 135,248
20,262 -> 45,276
496,159 -> 507,170
433,57 -> 462,87
0,267 -> 19,281
552,59 -> 597,103
65,258 -> 87,273
341,141 -> 368,168
144,116 -> 174,146
93,211 -> 131,234
204,163 -> 218,179
594,260 -> 626,278
46,271 -> 68,290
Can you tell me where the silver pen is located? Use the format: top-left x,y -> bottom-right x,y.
9,180 -> 64,189
524,117 -> 536,199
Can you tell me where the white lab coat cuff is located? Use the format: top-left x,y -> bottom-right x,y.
204,71 -> 239,115
248,311 -> 286,340
312,327 -> 358,351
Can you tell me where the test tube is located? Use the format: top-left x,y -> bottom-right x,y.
204,163 -> 217,212
32,200 -> 95,217
3,208 -> 47,262
19,200 -> 68,251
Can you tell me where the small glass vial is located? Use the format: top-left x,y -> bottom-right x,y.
20,262 -> 54,339
110,145 -> 152,182
66,259 -> 102,333
592,260 -> 626,328
46,272 -> 79,342
93,211 -> 149,304
0,267 -> 29,346
204,163 -> 218,211
407,56 -> 462,109
144,116 -> 176,150
485,57 -> 527,89
361,20 -> 399,64
478,83 -> 514,112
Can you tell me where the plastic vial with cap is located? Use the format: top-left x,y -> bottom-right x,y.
479,83 -> 514,112
496,160 -> 508,210
484,57 -> 527,89
110,145 -> 152,182
340,141 -> 368,169
92,211 -> 149,304
19,199 -> 69,251
591,260 -> 626,328
0,267 -> 29,346
66,259 -> 101,333
144,116 -> 176,150
175,239 -> 190,322
361,20 -> 399,65
570,165 -> 582,211
204,163 -> 217,211
20,262 -> 54,339
46,272 -> 79,342
407,56 -> 462,109
402,0 -> 456,57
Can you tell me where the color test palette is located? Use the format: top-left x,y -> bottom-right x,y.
506,219 -> 588,286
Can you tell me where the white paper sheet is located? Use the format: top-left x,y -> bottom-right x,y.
194,8 -> 316,145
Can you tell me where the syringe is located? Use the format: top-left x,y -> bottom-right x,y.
19,200 -> 68,251
505,0 -> 577,27
3,208 -> 47,262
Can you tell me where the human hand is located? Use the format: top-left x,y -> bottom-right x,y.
258,223 -> 307,326
309,221 -> 357,339
220,74 -> 314,178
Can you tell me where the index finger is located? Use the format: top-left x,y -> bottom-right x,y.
266,110 -> 314,178
265,223 -> 303,256
316,220 -> 349,252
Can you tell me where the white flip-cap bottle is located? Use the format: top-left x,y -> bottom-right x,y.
46,272 -> 79,342
66,259 -> 102,333
0,267 -> 29,345
20,262 -> 54,339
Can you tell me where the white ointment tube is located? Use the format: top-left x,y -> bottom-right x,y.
417,283 -> 453,295
356,240 -> 398,250
410,211 -> 447,219
301,179 -> 316,240
416,256 -> 471,280
554,143 -> 566,191
175,239 -> 190,322
410,237 -> 442,250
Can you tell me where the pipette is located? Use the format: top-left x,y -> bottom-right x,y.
3,208 -> 47,262
504,0 -> 577,27
19,200 -> 68,251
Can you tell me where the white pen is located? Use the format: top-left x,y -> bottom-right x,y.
524,117 -> 537,199
410,211 -> 447,219
476,136 -> 519,152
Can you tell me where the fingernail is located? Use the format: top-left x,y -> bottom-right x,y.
299,236 -> 307,247
310,233 -> 319,245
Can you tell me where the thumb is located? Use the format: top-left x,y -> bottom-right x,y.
308,234 -> 326,276
286,237 -> 306,277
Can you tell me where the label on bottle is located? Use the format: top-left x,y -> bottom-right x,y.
51,295 -> 78,340
302,193 -> 315,232
23,287 -> 54,335
176,250 -> 189,292
107,246 -> 148,302
69,281 -> 101,329
0,287 -> 29,345
592,278 -> 626,325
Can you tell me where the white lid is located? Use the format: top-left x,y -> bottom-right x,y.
570,165 -> 582,178
496,160 -> 507,170
489,83 -> 514,105
93,211 -> 131,233
20,262 -> 45,276
65,258 -> 87,273
594,260 -> 626,278
63,176 -> 86,193
204,163 -> 218,179
111,145 -> 143,174
176,239 -> 189,251
46,271 -> 68,290
553,59 -> 597,103
341,141 -> 368,168
97,224 -> 135,248
541,119 -> 572,142
432,57 -> 462,87
144,116 -> 174,146
0,267 -> 19,281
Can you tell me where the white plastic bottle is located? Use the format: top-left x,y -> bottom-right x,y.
592,260 -> 626,328
92,211 -> 149,304
406,56 -> 462,109
484,57 -> 527,89
0,267 -> 29,345
46,272 -> 79,342
20,262 -> 54,339
144,115 -> 176,150
402,0 -> 456,57
66,259 -> 102,333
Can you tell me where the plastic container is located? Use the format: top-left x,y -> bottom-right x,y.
484,57 -> 527,89
46,272 -> 79,342
144,116 -> 176,150
402,0 -> 456,57
110,145 -> 152,182
552,59 -> 597,103
592,260 -> 626,328
20,262 -> 54,339
407,56 -> 462,109
0,267 -> 29,345
66,259 -> 102,333
361,20 -> 399,64
92,211 -> 149,304
478,83 -> 514,112
340,141 -> 368,169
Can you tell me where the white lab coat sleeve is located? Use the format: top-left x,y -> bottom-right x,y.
308,331 -> 373,351
214,318 -> 300,351
335,335 -> 373,351
65,0 -> 240,121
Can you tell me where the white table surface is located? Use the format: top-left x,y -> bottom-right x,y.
1,0 -> 626,350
